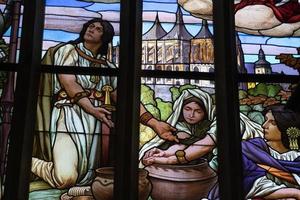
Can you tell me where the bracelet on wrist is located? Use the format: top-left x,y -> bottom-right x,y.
140,111 -> 154,125
175,150 -> 188,164
70,90 -> 91,104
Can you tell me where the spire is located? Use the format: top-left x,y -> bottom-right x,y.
175,6 -> 184,25
154,12 -> 159,24
258,47 -> 265,60
194,19 -> 212,39
142,12 -> 167,40
255,47 -> 270,66
161,6 -> 193,40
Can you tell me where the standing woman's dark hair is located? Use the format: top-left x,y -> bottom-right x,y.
263,82 -> 300,150
265,105 -> 300,150
73,18 -> 115,56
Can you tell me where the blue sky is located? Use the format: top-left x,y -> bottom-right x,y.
85,2 -> 187,12
41,0 -> 300,73
46,0 -> 93,7
46,0 -> 177,6
46,0 -> 185,12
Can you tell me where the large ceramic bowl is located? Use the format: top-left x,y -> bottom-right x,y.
145,158 -> 217,200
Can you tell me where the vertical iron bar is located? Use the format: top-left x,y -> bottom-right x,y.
3,0 -> 45,199
8,0 -> 21,63
0,0 -> 22,182
114,0 -> 142,199
213,0 -> 244,199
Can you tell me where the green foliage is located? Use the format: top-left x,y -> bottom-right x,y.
252,104 -> 264,112
240,105 -> 251,114
275,96 -> 281,100
248,83 -> 268,96
170,84 -> 198,102
266,84 -> 282,97
156,98 -> 173,121
144,104 -> 161,120
141,84 -> 174,121
248,83 -> 282,97
179,84 -> 197,93
239,90 -> 248,99
248,111 -> 265,125
170,87 -> 180,102
140,84 -> 156,106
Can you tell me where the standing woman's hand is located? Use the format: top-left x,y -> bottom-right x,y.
90,106 -> 114,128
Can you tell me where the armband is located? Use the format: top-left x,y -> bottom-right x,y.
70,90 -> 91,104
140,112 -> 154,126
175,150 -> 188,164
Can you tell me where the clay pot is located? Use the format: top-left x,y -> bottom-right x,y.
145,158 -> 217,200
91,167 -> 151,200
138,168 -> 152,200
60,193 -> 94,200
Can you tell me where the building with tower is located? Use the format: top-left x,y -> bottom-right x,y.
190,19 -> 214,87
156,7 -> 193,85
141,13 -> 167,84
138,6 -> 248,89
254,47 -> 272,75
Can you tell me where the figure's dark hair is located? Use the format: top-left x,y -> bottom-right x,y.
178,97 -> 208,123
72,18 -> 115,55
264,105 -> 300,150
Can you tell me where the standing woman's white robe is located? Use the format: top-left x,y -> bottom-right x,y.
246,148 -> 300,199
51,42 -> 117,185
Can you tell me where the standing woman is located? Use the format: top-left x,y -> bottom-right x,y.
32,18 -> 117,189
242,105 -> 300,199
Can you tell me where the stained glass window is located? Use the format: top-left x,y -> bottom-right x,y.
0,0 -> 23,63
234,1 -> 300,75
31,73 -> 117,199
31,1 -> 120,199
141,0 -> 215,73
2,0 -> 300,199
42,0 -> 120,68
139,80 -> 218,199
139,0 -> 219,198
239,82 -> 300,199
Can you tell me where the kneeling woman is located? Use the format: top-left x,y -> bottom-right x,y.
140,88 -> 217,167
